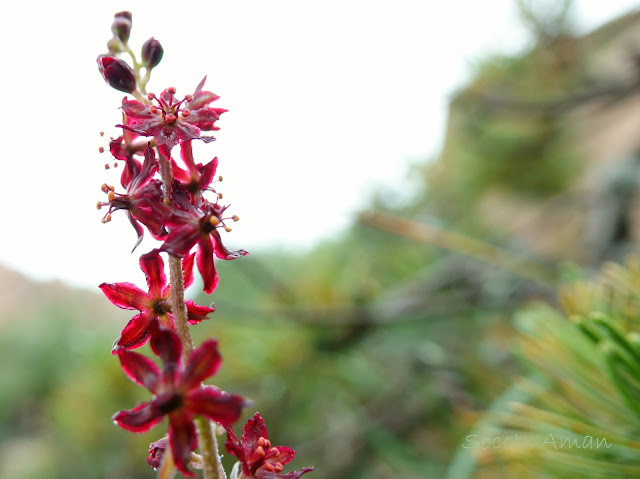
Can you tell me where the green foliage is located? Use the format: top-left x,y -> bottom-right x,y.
449,259 -> 640,478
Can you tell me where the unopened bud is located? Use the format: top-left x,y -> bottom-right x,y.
141,37 -> 164,69
106,37 -> 123,54
97,56 -> 137,93
111,11 -> 132,43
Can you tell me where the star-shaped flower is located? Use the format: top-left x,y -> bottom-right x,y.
99,250 -> 214,352
226,413 -> 314,479
118,77 -> 226,150
160,199 -> 248,294
113,327 -> 247,476
99,145 -> 169,251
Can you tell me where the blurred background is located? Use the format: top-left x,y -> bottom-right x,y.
3,1 -> 640,478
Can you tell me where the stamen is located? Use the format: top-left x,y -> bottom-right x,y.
224,225 -> 232,233
96,201 -> 103,210
232,215 -> 240,222
185,94 -> 194,102
209,215 -> 221,226
165,113 -> 177,123
149,105 -> 159,114
217,192 -> 223,199
167,86 -> 176,95
181,109 -> 191,117
218,175 -> 223,182
98,146 -> 105,153
99,131 -> 105,137
256,446 -> 266,457
104,163 -> 110,170
107,190 -> 115,202
147,93 -> 156,101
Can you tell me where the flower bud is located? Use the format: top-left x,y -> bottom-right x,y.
106,37 -> 123,54
111,11 -> 132,43
97,56 -> 137,93
141,37 -> 164,70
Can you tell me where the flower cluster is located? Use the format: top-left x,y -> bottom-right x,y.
96,11 -> 313,478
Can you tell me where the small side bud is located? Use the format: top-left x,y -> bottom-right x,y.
111,11 -> 132,43
141,37 -> 164,69
106,37 -> 123,54
97,56 -> 137,93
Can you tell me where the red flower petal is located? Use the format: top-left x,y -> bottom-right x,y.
150,327 -> 183,386
182,253 -> 196,289
185,299 -> 215,324
140,250 -> 166,297
112,401 -> 164,432
184,386 -> 245,428
196,235 -> 219,294
117,348 -> 161,391
211,228 -> 249,260
100,282 -> 151,310
180,339 -> 221,391
242,412 -> 269,457
168,410 -> 197,477
115,311 -> 156,352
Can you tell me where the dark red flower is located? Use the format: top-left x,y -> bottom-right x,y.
146,436 -> 168,469
97,56 -> 137,93
99,145 -> 169,250
99,250 -> 214,352
118,77 -> 226,149
113,327 -> 247,476
160,199 -> 247,294
171,140 -> 219,206
226,413 -> 314,479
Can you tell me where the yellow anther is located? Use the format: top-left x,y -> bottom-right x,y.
96,202 -> 103,210
209,215 -> 221,226
218,175 -> 223,181
217,192 -> 223,199
224,225 -> 232,233
270,447 -> 279,456
107,190 -> 115,202
232,215 -> 240,222
104,213 -> 112,223
256,446 -> 266,457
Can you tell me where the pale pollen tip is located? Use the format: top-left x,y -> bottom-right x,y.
209,215 -> 221,226
224,225 -> 232,232
108,190 -> 115,202
218,192 -> 223,199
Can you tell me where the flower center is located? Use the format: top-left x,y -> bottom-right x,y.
147,87 -> 194,126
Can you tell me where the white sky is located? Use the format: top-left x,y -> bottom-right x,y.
1,0 -> 638,290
